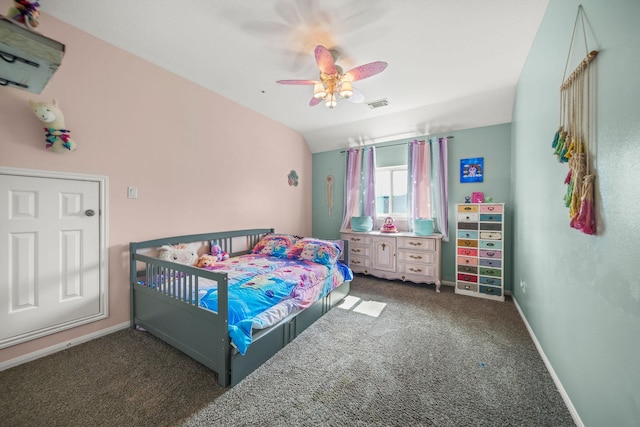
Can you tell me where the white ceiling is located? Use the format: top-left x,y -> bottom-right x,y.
39,0 -> 549,153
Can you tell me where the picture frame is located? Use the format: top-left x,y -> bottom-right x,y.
460,157 -> 484,183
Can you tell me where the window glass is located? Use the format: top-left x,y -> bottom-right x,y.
375,166 -> 407,216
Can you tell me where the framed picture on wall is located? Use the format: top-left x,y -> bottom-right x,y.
460,157 -> 484,183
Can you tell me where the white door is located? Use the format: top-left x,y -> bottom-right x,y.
372,236 -> 396,272
0,170 -> 107,348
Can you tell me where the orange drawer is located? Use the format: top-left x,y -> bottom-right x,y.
457,239 -> 478,248
457,247 -> 478,256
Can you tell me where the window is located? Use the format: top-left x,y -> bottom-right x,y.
375,166 -> 407,217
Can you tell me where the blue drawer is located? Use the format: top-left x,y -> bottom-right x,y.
479,285 -> 503,297
479,276 -> 502,286
479,259 -> 502,268
480,213 -> 502,222
479,240 -> 502,250
457,230 -> 478,239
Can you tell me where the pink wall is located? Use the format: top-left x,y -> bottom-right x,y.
0,6 -> 311,363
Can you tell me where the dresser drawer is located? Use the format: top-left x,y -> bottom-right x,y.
479,258 -> 502,268
398,250 -> 436,264
458,205 -> 479,213
457,247 -> 478,257
397,237 -> 436,251
348,245 -> 370,258
479,276 -> 502,286
458,264 -> 478,274
458,222 -> 479,230
457,239 -> 478,248
479,267 -> 501,277
480,223 -> 502,231
342,234 -> 371,245
479,240 -> 502,250
479,249 -> 501,259
457,282 -> 478,292
457,230 -> 478,239
457,273 -> 478,283
479,213 -> 502,222
479,285 -> 502,297
457,213 -> 479,222
480,204 -> 503,213
348,256 -> 370,269
457,256 -> 478,266
479,231 -> 502,240
398,262 -> 437,277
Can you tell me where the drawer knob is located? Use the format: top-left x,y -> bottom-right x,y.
409,268 -> 423,273
351,237 -> 361,242
409,241 -> 423,246
352,260 -> 361,265
409,255 -> 423,260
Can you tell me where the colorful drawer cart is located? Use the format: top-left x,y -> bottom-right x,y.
455,203 -> 505,302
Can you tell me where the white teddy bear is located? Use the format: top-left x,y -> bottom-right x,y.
157,244 -> 198,265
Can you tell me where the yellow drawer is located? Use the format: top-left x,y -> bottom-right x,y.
458,205 -> 479,213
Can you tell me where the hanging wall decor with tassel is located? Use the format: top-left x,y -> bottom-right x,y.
551,5 -> 598,235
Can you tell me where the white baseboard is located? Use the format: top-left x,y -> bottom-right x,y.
512,296 -> 584,427
0,321 -> 130,371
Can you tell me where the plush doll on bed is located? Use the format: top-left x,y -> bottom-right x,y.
157,244 -> 198,265
210,242 -> 229,261
195,254 -> 217,268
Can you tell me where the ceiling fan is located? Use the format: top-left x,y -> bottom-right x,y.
276,45 -> 387,109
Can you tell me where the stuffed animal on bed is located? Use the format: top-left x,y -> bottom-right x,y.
195,254 -> 217,268
210,243 -> 229,261
157,244 -> 198,265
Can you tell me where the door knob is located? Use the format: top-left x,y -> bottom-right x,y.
85,209 -> 95,217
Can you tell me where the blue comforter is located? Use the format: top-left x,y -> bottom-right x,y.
195,254 -> 352,354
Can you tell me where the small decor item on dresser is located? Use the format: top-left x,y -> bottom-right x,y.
380,216 -> 398,233
472,192 -> 484,203
351,216 -> 373,232
414,218 -> 433,236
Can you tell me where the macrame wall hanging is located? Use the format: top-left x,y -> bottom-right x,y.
551,5 -> 598,235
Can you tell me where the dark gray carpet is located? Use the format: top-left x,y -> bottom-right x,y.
183,275 -> 574,426
0,275 -> 574,426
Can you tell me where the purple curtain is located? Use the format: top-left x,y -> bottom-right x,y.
431,137 -> 449,241
363,148 -> 377,218
407,140 -> 432,231
406,138 -> 449,239
341,147 -> 376,230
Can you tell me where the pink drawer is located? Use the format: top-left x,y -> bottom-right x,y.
480,204 -> 503,213
457,248 -> 478,257
457,256 -> 478,266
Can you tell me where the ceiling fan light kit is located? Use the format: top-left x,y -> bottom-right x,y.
277,45 -> 387,109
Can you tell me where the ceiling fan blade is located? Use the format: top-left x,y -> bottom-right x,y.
315,45 -> 337,74
343,61 -> 388,82
276,79 -> 318,85
347,87 -> 365,104
309,97 -> 323,107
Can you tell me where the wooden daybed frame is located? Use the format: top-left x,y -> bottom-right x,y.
129,228 -> 351,387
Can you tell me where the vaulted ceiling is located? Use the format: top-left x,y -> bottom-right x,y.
40,0 -> 550,153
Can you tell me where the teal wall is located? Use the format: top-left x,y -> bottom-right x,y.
512,0 -> 640,425
312,123 -> 512,288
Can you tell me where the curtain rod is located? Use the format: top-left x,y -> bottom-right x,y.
340,136 -> 454,153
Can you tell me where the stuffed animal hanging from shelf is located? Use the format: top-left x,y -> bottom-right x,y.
29,99 -> 77,153
8,0 -> 40,29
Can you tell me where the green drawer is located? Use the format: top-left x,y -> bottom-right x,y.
479,267 -> 501,277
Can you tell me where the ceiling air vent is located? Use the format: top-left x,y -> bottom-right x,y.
367,98 -> 389,109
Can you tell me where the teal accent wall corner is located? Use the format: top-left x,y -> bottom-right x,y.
512,0 -> 640,425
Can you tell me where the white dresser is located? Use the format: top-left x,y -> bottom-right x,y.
455,203 -> 505,301
340,230 -> 443,292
